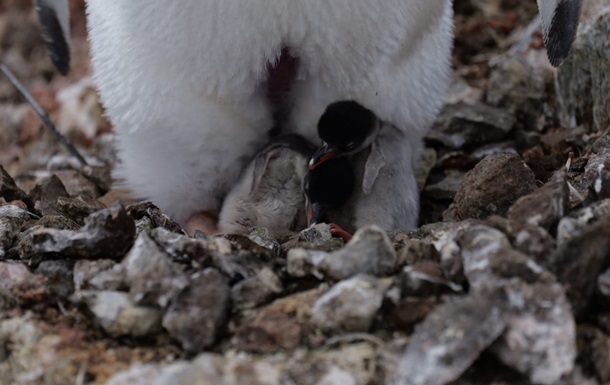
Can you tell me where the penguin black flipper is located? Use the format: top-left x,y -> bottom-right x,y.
35,0 -> 71,75
537,0 -> 583,67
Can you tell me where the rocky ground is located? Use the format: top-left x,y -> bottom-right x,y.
1,0 -> 610,384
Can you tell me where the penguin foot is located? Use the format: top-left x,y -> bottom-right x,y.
329,223 -> 353,242
186,211 -> 218,236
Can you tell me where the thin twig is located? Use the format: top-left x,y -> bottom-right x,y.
0,63 -> 88,166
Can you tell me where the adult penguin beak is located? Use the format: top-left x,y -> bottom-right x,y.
536,0 -> 583,67
308,144 -> 339,170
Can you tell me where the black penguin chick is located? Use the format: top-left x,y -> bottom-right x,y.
309,100 -> 380,170
303,155 -> 355,229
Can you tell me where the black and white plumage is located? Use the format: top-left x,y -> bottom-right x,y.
537,0 -> 583,66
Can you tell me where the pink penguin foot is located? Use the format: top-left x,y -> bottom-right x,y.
185,211 -> 219,236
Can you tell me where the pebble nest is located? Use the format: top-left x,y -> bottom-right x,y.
1,1 -> 610,385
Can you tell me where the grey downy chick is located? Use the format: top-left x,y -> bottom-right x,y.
218,134 -> 313,236
308,100 -> 427,233
305,100 -> 378,234
307,100 -> 396,233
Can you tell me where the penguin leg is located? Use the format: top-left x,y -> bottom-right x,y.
186,211 -> 219,236
85,0 -> 282,228
111,89 -> 274,228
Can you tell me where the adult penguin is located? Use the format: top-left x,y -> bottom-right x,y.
34,0 -> 582,233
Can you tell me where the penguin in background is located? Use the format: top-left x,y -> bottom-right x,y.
34,0 -> 583,234
536,0 -> 584,67
35,0 -> 70,76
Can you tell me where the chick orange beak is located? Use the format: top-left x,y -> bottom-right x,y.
308,147 -> 339,170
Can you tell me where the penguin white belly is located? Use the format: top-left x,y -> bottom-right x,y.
85,0 -> 453,228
